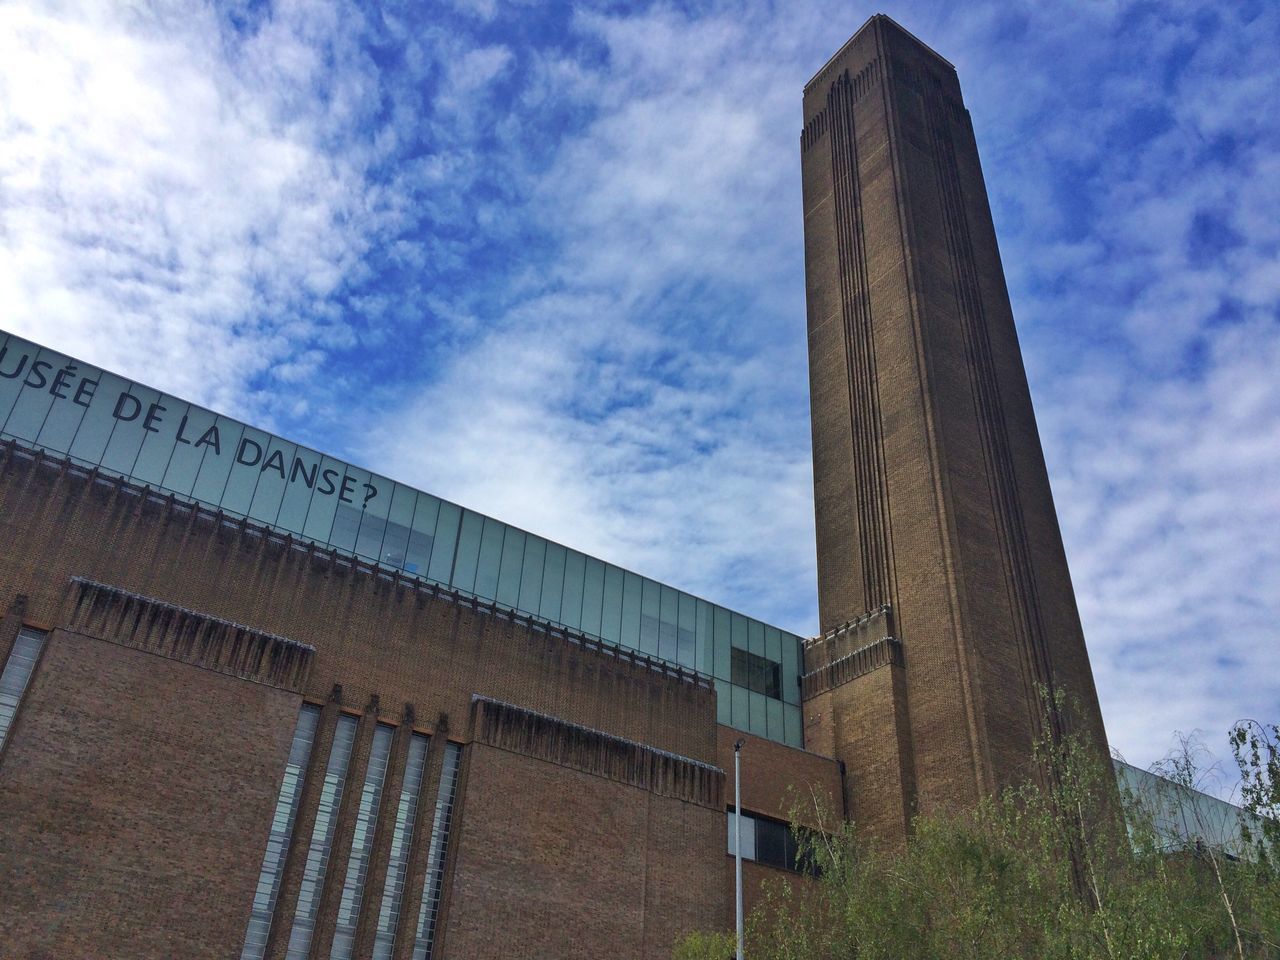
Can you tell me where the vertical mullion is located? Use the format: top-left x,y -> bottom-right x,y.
284,714 -> 358,960
240,704 -> 321,960
330,723 -> 395,959
370,732 -> 431,960
409,743 -> 462,960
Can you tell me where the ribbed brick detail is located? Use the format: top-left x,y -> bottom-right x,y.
469,696 -> 723,809
64,577 -> 313,692
802,637 -> 902,699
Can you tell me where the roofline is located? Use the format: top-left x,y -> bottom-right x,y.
803,13 -> 955,93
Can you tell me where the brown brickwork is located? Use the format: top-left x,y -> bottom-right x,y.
0,447 -> 771,957
0,593 -> 27,675
715,727 -> 840,827
715,729 -> 843,924
0,630 -> 301,959
445,737 -> 722,958
0,445 -> 716,765
0,17 -> 1118,956
801,15 -> 1107,832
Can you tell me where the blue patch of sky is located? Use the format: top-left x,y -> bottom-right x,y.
987,7 -> 1029,46
231,6 -> 614,450
1187,210 -> 1244,263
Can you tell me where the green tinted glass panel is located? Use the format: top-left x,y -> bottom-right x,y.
0,334 -> 25,424
473,518 -> 504,598
731,685 -> 750,732
376,481 -> 418,567
600,565 -> 623,644
247,436 -> 298,528
451,511 -> 483,594
3,348 -> 65,442
34,351 -> 92,454
0,330 -> 809,747
620,571 -> 642,649
162,404 -> 223,497
559,550 -> 585,630
427,502 -> 460,584
713,607 -> 731,681
495,528 -> 526,607
581,557 -> 605,637
540,542 -> 565,623
715,679 -> 732,725
131,397 -> 188,488
518,537 -> 545,613
638,578 -> 660,656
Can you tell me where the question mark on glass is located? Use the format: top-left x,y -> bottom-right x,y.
362,483 -> 377,509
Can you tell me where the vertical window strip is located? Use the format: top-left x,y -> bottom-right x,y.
284,713 -> 359,960
0,627 -> 47,754
371,733 -> 431,960
240,704 -> 322,960
409,742 -> 462,960
329,723 -> 395,960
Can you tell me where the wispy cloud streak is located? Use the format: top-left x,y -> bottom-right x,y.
1,0 -> 1276,779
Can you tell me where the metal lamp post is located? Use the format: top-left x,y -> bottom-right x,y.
734,738 -> 744,960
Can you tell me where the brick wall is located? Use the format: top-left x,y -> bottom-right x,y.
800,15 -> 1109,837
0,631 -> 300,958
444,739 -> 722,958
0,448 -> 811,957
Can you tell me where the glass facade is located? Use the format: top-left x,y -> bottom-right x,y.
241,704 -> 321,960
410,742 -> 461,960
285,713 -> 358,959
0,330 -> 804,746
371,732 -> 431,960
0,627 -> 47,755
331,723 -> 395,960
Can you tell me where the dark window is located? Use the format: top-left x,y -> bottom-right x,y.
730,647 -> 781,699
726,808 -> 818,875
755,816 -> 789,867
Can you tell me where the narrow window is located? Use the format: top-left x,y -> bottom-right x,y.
0,627 -> 47,754
240,703 -> 321,960
371,732 -> 431,960
330,723 -> 395,959
755,816 -> 790,867
409,742 -> 462,960
284,713 -> 359,960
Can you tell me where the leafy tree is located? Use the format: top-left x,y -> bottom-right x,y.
677,714 -> 1280,960
1232,721 -> 1280,863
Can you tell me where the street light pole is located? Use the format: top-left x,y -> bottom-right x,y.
734,738 -> 744,960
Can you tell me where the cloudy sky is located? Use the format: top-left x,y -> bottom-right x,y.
2,0 -> 1276,785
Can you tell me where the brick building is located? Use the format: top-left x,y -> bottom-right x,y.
0,16 -> 1105,959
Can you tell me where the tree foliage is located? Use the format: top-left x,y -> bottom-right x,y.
1232,720 -> 1280,864
677,718 -> 1280,960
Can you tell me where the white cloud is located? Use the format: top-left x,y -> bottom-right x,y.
0,0 -> 385,421
367,0 -> 1280,782
2,0 -> 1276,789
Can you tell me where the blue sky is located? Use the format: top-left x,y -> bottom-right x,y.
2,0 -> 1277,786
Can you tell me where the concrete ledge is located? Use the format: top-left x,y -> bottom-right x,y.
62,577 -> 314,692
470,695 -> 724,808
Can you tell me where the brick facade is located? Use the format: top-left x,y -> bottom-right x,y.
801,15 -> 1108,840
0,631 -> 301,958
0,445 -> 837,957
0,15 -> 1109,956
